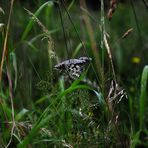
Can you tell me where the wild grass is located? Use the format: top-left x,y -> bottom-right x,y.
0,0 -> 148,147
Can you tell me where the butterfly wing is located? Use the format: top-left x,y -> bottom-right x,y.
54,57 -> 91,80
67,63 -> 84,80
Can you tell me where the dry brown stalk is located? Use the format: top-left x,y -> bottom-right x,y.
121,28 -> 133,39
107,0 -> 117,21
0,0 -> 14,82
0,1 -> 16,147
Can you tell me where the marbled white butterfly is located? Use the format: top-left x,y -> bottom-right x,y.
54,57 -> 92,80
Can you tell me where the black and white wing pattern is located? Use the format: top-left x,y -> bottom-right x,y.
54,57 -> 92,80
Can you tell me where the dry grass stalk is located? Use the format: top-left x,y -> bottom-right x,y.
24,8 -> 55,60
0,0 -> 16,147
107,0 -> 117,21
107,80 -> 127,111
24,8 -> 51,37
103,32 -> 116,83
0,0 -> 14,81
121,28 -> 133,39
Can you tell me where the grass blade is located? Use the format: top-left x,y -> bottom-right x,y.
139,65 -> 148,130
17,106 -> 52,148
21,1 -> 53,41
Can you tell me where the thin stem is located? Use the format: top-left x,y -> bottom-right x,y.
100,0 -> 105,63
79,0 -> 102,84
100,0 -> 124,146
6,65 -> 16,148
0,0 -> 14,81
130,0 -> 142,42
100,0 -> 105,92
58,1 -> 69,58
61,0 -> 101,86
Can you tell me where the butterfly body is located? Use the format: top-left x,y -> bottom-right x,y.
54,57 -> 91,80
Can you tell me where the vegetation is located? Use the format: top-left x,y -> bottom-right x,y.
0,0 -> 148,147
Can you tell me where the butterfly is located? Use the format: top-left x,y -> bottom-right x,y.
54,57 -> 92,80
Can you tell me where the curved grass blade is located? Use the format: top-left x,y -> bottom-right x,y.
59,84 -> 104,105
15,108 -> 29,121
10,52 -> 17,90
139,65 -> 148,130
72,42 -> 83,58
21,1 -> 53,41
